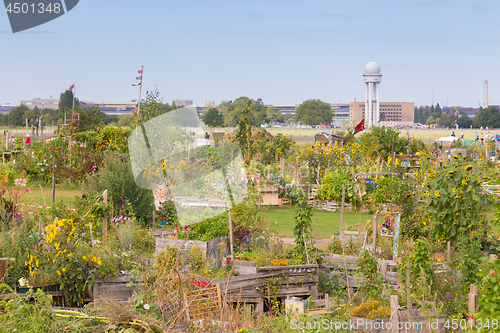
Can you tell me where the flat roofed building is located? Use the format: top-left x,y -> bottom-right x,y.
175,99 -> 193,107
20,98 -> 59,110
82,101 -> 136,115
349,101 -> 414,127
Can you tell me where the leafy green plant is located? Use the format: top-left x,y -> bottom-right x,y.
475,256 -> 500,332
316,166 -> 360,207
290,192 -> 314,264
355,250 -> 389,301
423,156 -> 487,245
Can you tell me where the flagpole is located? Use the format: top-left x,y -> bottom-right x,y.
137,65 -> 143,115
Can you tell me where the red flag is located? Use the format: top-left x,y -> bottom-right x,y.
138,70 -> 143,74
68,84 -> 74,91
354,119 -> 364,135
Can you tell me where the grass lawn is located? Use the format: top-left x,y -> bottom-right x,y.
21,184 -> 82,208
262,206 -> 372,238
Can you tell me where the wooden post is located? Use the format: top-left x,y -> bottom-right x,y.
228,211 -> 235,260
380,260 -> 388,277
51,157 -> 56,203
406,260 -> 412,314
390,295 -> 400,333
296,156 -> 299,181
468,284 -> 478,326
447,241 -> 451,261
280,158 -> 285,176
372,214 -> 377,252
102,189 -> 108,241
339,181 -> 346,238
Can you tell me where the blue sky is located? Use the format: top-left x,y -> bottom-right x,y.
1,0 -> 499,108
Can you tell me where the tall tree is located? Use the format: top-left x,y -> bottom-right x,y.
265,106 -> 284,124
79,106 -> 107,131
8,104 -> 29,126
58,90 -> 80,122
473,106 -> 500,128
133,88 -> 175,128
201,107 -> 224,127
293,99 -> 333,125
457,113 -> 472,128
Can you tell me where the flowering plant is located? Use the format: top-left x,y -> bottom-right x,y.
25,218 -> 119,306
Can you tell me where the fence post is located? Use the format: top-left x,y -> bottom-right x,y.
468,284 -> 477,327
406,261 -> 412,314
372,214 -> 377,252
390,295 -> 400,333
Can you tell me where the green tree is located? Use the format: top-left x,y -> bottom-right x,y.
457,113 -> 472,128
293,99 -> 332,125
358,126 -> 411,160
79,106 -> 107,132
8,105 -> 29,126
265,106 -> 284,124
473,106 -> 500,128
220,97 -> 267,127
234,100 -> 253,163
58,90 -> 80,122
426,115 -> 435,126
133,88 -> 175,128
118,113 -> 134,127
201,107 -> 224,127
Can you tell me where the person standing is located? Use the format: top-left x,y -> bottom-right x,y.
480,132 -> 484,144
486,131 -> 490,141
451,131 -> 456,137
475,132 -> 479,141
460,130 -> 464,139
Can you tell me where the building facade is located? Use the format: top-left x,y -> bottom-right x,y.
349,101 -> 414,127
20,98 -> 59,110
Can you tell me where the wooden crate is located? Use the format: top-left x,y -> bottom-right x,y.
93,275 -> 137,304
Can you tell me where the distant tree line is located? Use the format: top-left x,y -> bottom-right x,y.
414,103 -> 500,128
5,90 -> 337,129
201,97 -> 333,127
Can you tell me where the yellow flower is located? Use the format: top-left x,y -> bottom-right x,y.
62,268 -> 66,272
57,270 -> 61,276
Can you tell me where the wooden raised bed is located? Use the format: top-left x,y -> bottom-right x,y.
93,275 -> 137,304
322,254 -> 398,289
211,262 -> 319,314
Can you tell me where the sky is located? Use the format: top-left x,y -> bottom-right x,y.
1,0 -> 500,108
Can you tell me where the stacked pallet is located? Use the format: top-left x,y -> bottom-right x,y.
322,254 -> 398,289
211,262 -> 319,314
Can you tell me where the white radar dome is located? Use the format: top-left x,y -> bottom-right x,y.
365,61 -> 381,74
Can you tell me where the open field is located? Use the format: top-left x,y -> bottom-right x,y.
19,184 -> 82,208
262,206 -> 370,238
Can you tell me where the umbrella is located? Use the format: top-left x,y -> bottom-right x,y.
491,134 -> 500,141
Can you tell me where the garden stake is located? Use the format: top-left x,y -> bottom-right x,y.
372,214 -> 377,253
51,157 -> 55,203
228,211 -> 235,260
406,260 -> 411,314
102,189 -> 108,241
339,181 -> 346,238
